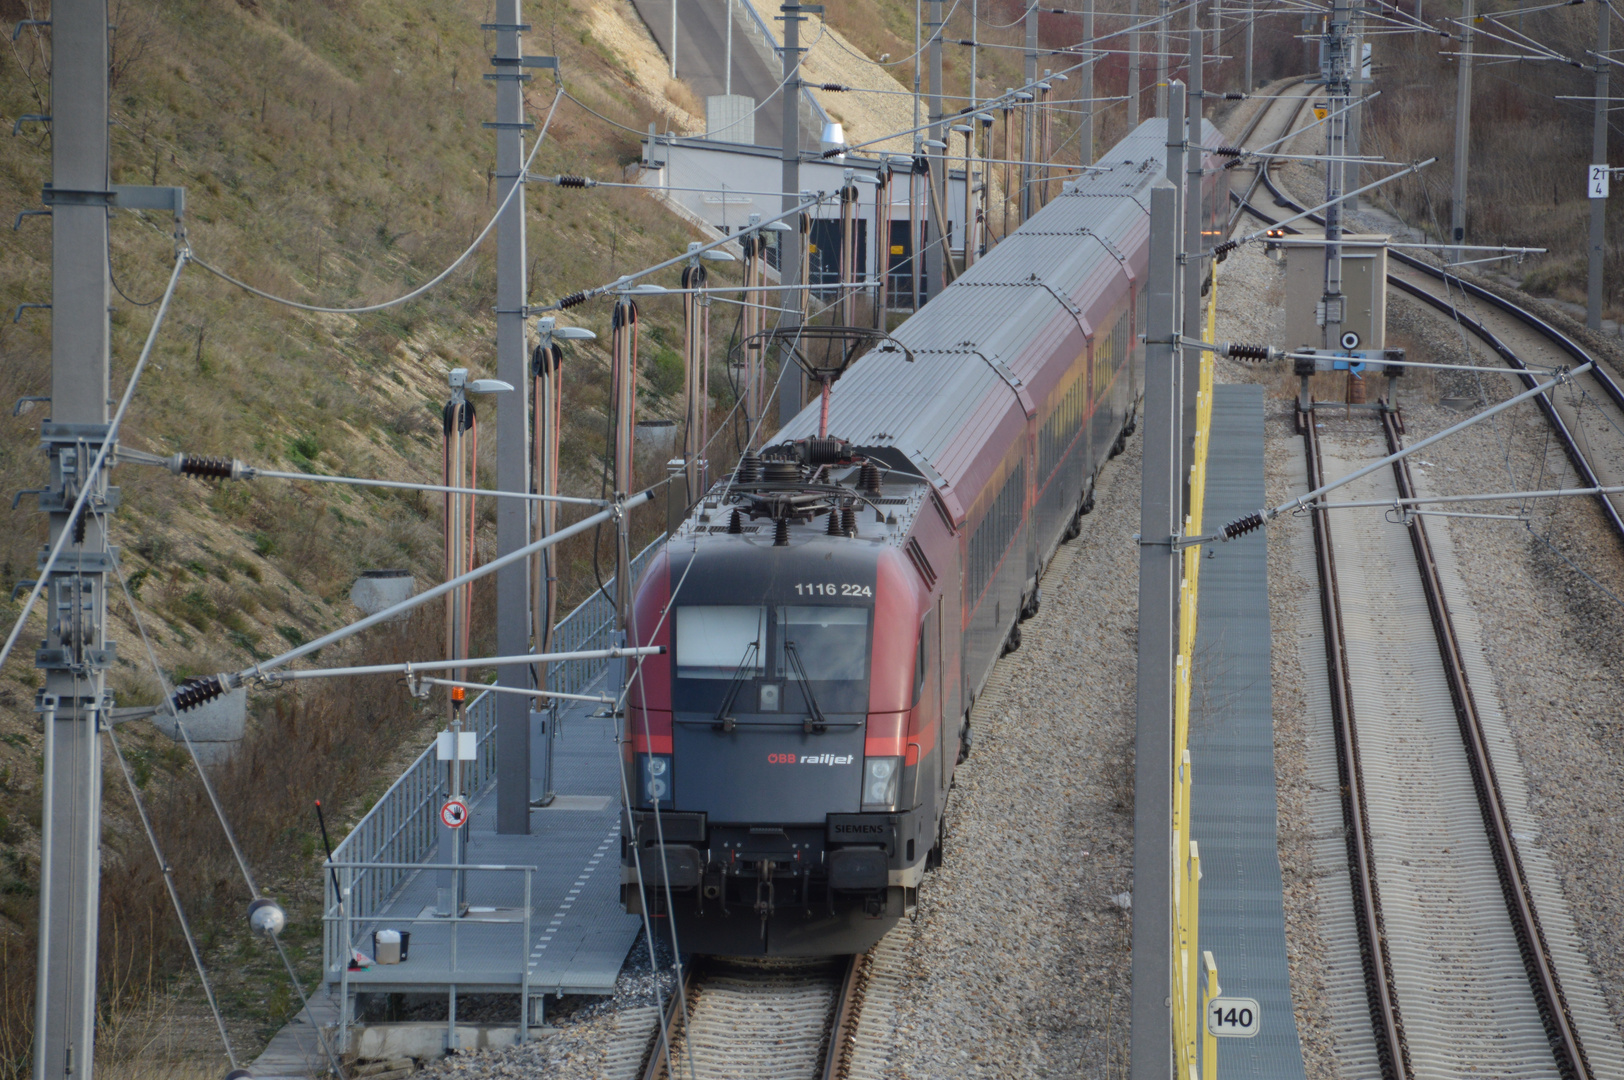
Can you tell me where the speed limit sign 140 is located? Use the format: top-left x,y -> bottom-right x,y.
1207,996 -> 1262,1038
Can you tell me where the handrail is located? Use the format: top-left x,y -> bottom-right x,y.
332,862 -> 535,1051
321,536 -> 664,981
735,0 -> 832,131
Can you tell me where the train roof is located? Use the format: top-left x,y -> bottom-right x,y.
777,118 -> 1220,525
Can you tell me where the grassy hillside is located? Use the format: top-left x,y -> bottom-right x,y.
0,0 -> 749,1071
1360,2 -> 1624,318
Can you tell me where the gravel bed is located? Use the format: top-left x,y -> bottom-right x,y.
1219,142 -> 1624,1072
878,440 -> 1143,1079
411,928 -> 678,1078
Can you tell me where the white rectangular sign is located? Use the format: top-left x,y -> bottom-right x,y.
1207,997 -> 1262,1038
436,730 -> 478,761
1590,164 -> 1610,200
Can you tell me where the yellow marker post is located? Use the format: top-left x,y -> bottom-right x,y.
1187,839 -> 1202,1066
1202,951 -> 1220,1080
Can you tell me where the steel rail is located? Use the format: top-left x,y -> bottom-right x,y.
1302,414 -> 1412,1080
1380,412 -> 1594,1080
818,952 -> 866,1080
1234,88 -> 1599,1077
1225,77 -> 1314,234
1232,164 -> 1624,548
637,954 -> 862,1080
640,959 -> 701,1080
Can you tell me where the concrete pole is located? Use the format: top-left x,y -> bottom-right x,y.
671,0 -> 679,78
875,163 -> 892,324
1167,82 -> 1186,284
494,0 -> 531,835
1130,0 -> 1142,127
970,0 -> 981,255
927,0 -> 947,287
613,299 -> 638,617
1345,24 -> 1364,212
1589,4 -> 1610,330
35,4 -> 110,1076
1038,72 -> 1053,209
963,128 -> 977,267
1449,0 -> 1473,261
912,158 -> 925,307
780,3 -> 807,424
726,0 -> 734,96
1023,2 -> 1039,221
1082,0 -> 1095,165
1184,31 -> 1204,489
1156,0 -> 1170,117
1324,0 -> 1351,351
1245,0 -> 1254,91
1130,177 -> 1180,1080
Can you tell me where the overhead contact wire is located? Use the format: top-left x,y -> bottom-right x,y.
189,89 -> 563,315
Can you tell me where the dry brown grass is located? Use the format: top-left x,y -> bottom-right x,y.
664,77 -> 705,119
0,0 -> 757,1073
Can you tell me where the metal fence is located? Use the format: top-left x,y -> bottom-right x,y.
543,537 -> 662,699
735,0 -> 831,134
322,536 -> 663,973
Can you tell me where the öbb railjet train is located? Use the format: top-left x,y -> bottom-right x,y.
622,119 -> 1223,954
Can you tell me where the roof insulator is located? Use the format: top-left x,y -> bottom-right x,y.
774,517 -> 790,547
1222,511 -> 1265,540
728,508 -> 744,534
827,507 -> 843,536
841,505 -> 857,537
858,461 -> 882,496
172,674 -> 227,714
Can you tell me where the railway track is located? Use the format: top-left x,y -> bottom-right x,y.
1233,86 -> 1623,1079
1300,411 -> 1619,1080
636,934 -> 909,1080
1228,90 -> 1624,547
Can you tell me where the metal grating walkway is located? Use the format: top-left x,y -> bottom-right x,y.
1188,385 -> 1308,1079
329,705 -> 640,1002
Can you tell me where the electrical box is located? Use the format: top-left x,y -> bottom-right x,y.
1281,234 -> 1388,352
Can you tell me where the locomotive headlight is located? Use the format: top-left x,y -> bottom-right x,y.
641,754 -> 672,807
861,756 -> 901,811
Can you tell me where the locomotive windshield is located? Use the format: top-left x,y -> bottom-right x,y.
673,604 -> 872,714
776,606 -> 868,682
674,605 -> 766,680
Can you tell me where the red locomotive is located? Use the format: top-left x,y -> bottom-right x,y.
622,119 -> 1223,954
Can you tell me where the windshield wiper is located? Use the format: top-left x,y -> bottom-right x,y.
713,640 -> 759,733
782,640 -> 827,734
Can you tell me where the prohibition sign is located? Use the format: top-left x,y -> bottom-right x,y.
440,798 -> 469,830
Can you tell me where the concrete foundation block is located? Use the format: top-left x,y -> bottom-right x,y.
349,1022 -> 551,1061
351,570 -> 416,619
150,686 -> 246,765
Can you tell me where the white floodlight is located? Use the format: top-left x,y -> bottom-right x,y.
763,221 -> 795,232
701,249 -> 737,261
852,173 -> 882,184
976,112 -> 996,124
1014,91 -> 1034,102
467,379 -> 515,394
554,326 -> 597,340
951,124 -> 973,135
922,138 -> 948,149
